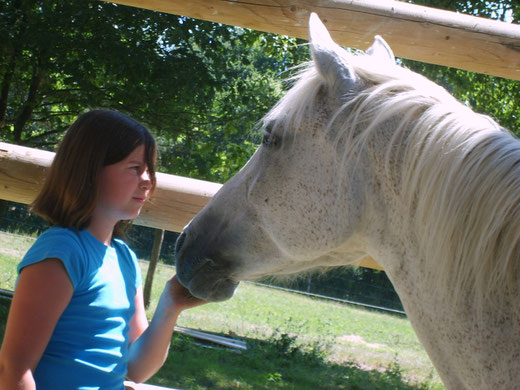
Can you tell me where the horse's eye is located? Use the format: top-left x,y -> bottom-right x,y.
262,134 -> 279,147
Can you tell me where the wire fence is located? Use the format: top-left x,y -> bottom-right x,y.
0,200 -> 404,314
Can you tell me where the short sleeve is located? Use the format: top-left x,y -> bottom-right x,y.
18,227 -> 86,289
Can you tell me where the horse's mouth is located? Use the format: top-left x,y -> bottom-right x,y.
177,256 -> 239,302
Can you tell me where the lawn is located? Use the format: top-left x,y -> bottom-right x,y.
0,231 -> 444,389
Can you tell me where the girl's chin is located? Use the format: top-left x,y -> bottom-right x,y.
121,207 -> 144,221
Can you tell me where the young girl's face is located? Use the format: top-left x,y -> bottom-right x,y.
95,144 -> 152,225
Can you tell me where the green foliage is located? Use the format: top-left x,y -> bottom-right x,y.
0,1 -> 231,145
0,0 -> 307,183
410,0 -> 518,22
405,0 -> 520,135
261,331 -> 327,366
155,27 -> 308,182
1,1 -> 518,183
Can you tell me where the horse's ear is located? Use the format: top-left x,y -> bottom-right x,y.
309,13 -> 357,87
367,36 -> 395,63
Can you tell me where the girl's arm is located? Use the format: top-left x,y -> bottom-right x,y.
126,275 -> 205,383
0,258 -> 73,390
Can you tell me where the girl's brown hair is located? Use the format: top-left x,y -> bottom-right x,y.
32,110 -> 157,236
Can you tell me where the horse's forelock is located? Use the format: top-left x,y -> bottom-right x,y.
262,64 -> 323,133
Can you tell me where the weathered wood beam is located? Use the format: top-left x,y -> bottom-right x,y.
106,0 -> 520,81
0,142 -> 382,270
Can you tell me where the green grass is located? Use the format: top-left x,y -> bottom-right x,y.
0,231 -> 35,291
0,231 -> 444,389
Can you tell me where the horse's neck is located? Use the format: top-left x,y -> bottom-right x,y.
359,117 -> 456,310
362,162 -> 520,390
359,119 -> 415,258
337,79 -> 520,390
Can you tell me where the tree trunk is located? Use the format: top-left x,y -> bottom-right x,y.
0,50 -> 17,129
13,56 -> 43,143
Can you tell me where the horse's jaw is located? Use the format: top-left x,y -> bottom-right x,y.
175,217 -> 370,302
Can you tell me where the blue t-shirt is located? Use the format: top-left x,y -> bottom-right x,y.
17,227 -> 142,390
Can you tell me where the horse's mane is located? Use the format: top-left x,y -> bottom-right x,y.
264,50 -> 520,313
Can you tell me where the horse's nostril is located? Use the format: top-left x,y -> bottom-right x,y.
175,232 -> 187,256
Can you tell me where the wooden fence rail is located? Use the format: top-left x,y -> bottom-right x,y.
106,0 -> 520,81
0,142 -> 220,233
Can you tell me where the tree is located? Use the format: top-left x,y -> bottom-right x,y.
159,29 -> 308,182
0,1 -> 219,147
0,0 -> 307,183
405,0 -> 520,134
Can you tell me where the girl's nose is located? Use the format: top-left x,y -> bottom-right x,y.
139,169 -> 153,190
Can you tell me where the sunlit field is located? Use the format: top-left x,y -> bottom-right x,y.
0,231 -> 443,389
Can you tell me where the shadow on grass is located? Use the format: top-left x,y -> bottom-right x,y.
0,299 -> 440,390
152,331 -> 441,390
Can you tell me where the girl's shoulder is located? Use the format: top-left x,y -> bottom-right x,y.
18,227 -> 90,288
112,237 -> 136,257
28,226 -> 85,255
37,226 -> 83,242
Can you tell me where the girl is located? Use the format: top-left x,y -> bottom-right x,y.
0,110 -> 205,390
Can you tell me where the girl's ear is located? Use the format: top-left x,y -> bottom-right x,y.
366,35 -> 395,63
309,12 -> 358,88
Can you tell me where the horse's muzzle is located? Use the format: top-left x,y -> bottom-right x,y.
175,230 -> 239,302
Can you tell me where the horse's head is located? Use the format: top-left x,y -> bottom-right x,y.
175,14 -> 396,301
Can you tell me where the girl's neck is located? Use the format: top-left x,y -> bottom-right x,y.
86,220 -> 116,247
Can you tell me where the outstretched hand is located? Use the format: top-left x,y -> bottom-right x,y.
166,275 -> 207,312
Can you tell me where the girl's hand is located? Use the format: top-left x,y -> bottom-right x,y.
166,275 -> 207,312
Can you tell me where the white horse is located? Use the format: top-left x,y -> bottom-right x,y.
175,13 -> 520,389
